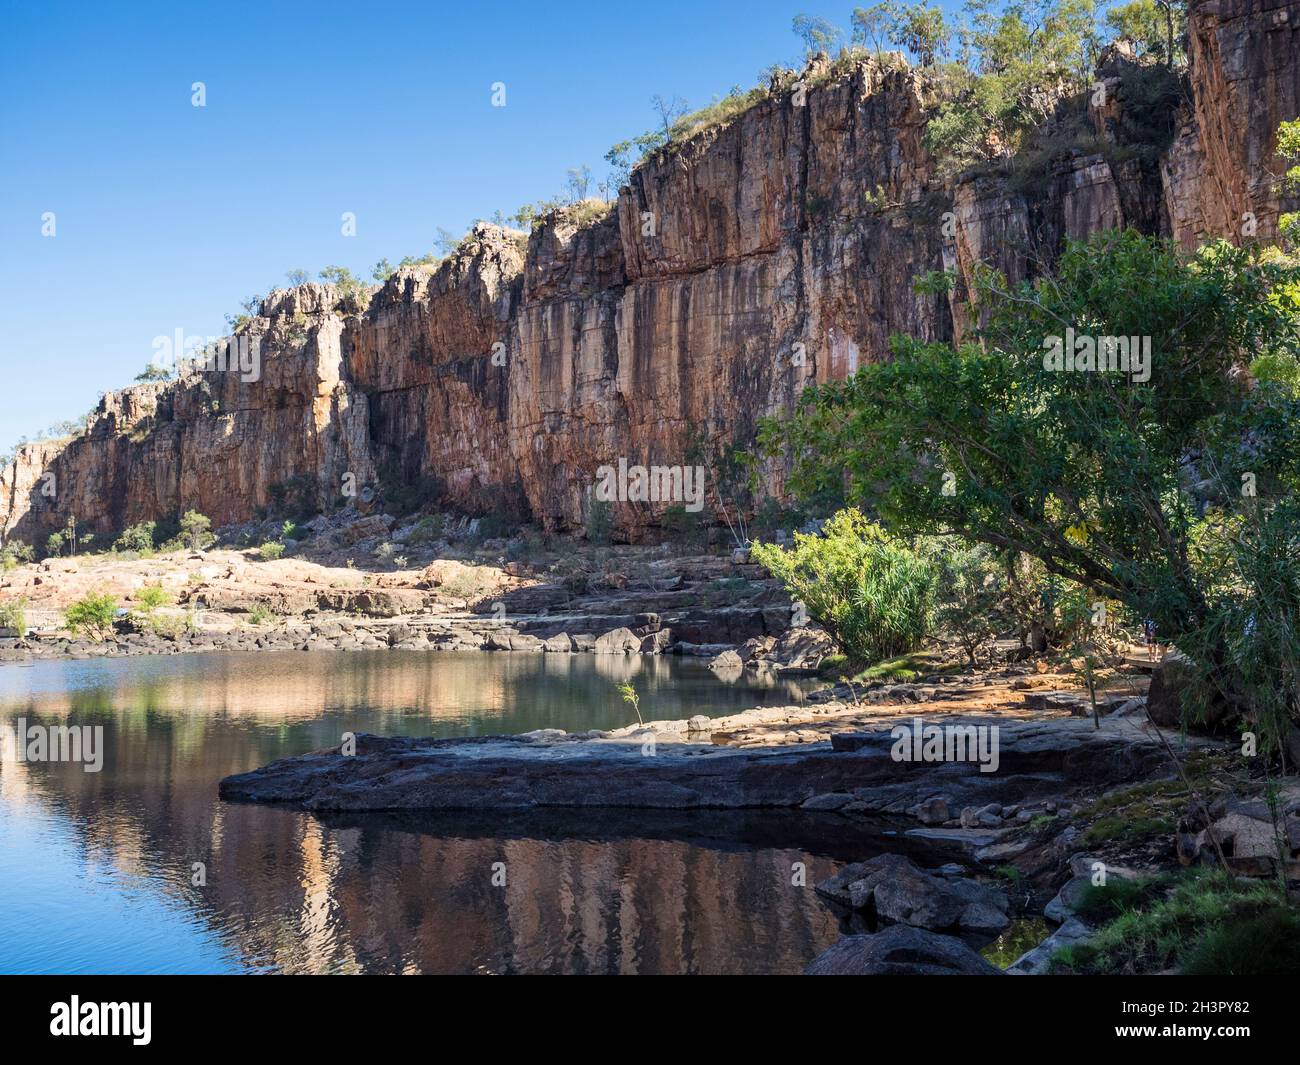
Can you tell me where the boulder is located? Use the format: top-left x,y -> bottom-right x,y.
1146,657 -> 1229,730
738,635 -> 776,665
543,633 -> 574,652
1179,791 -> 1300,876
906,795 -> 952,825
334,514 -> 393,546
767,625 -> 835,672
805,926 -> 1004,976
1006,917 -> 1092,975
960,803 -> 1004,828
707,648 -> 744,672
593,627 -> 641,654
816,853 -> 1009,935
640,629 -> 673,654
1043,875 -> 1093,923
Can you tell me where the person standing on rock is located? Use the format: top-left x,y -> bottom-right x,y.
1143,618 -> 1158,662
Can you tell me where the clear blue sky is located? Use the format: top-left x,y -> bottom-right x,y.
0,0 -> 974,449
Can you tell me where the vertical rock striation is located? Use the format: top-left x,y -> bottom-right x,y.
3,7 -> 1297,544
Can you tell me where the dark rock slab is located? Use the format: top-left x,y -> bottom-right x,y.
219,717 -> 1190,814
805,926 -> 1004,976
816,853 -> 1009,935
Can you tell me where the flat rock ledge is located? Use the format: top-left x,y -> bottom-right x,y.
218,717 -> 1185,813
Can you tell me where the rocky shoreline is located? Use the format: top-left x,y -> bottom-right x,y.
217,689 -> 1242,975
0,519 -> 814,664
6,525 -> 1297,975
217,713 -> 1188,815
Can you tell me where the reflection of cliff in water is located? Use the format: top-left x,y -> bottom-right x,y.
1,649 -> 809,725
0,651 -> 850,973
216,808 -> 861,974
8,759 -> 869,973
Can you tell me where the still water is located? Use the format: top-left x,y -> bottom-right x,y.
0,649 -> 887,974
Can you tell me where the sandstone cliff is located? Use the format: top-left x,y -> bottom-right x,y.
4,0 -> 1297,544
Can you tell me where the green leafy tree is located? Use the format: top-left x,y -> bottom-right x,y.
318,266 -> 369,304
179,510 -> 213,551
924,0 -> 1110,171
65,592 -> 118,641
114,522 -> 157,553
750,508 -> 937,663
888,1 -> 948,67
1278,119 -> 1300,251
285,268 -> 310,286
1108,0 -> 1185,66
760,230 -> 1300,746
1,540 -> 34,570
792,14 -> 844,57
933,542 -> 1006,667
851,4 -> 896,53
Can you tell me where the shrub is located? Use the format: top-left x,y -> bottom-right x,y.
932,541 -> 1005,667
151,613 -> 188,640
438,565 -> 499,603
1072,876 -> 1165,923
268,475 -> 321,521
114,522 -> 157,553
0,597 -> 28,637
748,499 -> 808,542
585,498 -> 613,544
258,541 -> 285,561
405,515 -> 445,545
561,571 -> 590,596
378,462 -> 442,517
179,510 -> 213,551
750,508 -> 937,663
474,513 -> 512,541
661,504 -> 705,546
1,540 -> 34,570
65,592 -> 118,641
1180,907 -> 1300,976
134,584 -> 171,613
1053,871 -> 1289,975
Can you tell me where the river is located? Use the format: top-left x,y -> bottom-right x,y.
0,649 -> 896,974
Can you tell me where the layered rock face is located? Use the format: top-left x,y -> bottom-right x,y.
1165,0 -> 1300,246
3,2 -> 1296,544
